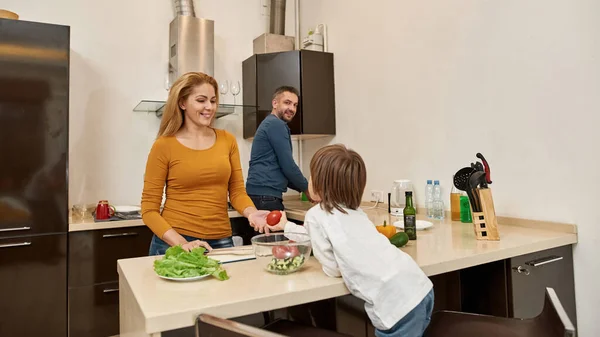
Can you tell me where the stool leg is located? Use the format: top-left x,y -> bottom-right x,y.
263,311 -> 275,325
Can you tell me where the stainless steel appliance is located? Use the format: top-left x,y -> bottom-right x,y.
0,18 -> 70,336
168,0 -> 214,85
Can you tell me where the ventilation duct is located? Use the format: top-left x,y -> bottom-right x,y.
173,0 -> 196,16
168,0 -> 214,86
253,0 -> 294,54
269,0 -> 286,35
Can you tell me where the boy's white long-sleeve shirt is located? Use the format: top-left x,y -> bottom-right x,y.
284,205 -> 433,331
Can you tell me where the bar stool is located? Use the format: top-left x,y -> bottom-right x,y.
424,287 -> 575,337
196,314 -> 350,337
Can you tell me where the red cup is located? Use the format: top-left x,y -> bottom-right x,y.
96,200 -> 115,220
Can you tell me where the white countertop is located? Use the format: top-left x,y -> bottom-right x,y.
117,212 -> 577,335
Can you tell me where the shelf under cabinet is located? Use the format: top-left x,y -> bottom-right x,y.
134,100 -> 258,119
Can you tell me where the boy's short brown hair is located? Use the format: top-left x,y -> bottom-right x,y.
310,144 -> 367,214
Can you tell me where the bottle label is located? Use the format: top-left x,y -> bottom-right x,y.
404,215 -> 417,240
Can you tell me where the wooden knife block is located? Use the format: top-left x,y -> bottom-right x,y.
472,188 -> 500,241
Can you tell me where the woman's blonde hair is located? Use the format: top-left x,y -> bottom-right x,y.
157,72 -> 219,138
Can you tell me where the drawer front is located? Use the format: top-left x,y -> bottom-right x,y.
69,226 -> 153,287
69,282 -> 119,337
0,234 -> 67,337
509,245 -> 576,325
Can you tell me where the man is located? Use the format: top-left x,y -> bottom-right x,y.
246,86 -> 310,212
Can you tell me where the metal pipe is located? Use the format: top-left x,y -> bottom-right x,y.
323,24 -> 328,52
295,0 -> 300,49
173,0 -> 195,17
298,138 -> 303,175
269,0 -> 286,35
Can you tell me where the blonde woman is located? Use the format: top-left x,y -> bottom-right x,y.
142,72 -> 269,255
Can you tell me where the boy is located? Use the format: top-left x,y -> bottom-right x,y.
270,144 -> 434,337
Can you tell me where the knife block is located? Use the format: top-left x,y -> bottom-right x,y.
472,188 -> 500,241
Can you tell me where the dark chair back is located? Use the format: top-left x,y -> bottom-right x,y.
533,287 -> 576,337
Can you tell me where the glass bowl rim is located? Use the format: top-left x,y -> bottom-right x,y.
251,233 -> 311,246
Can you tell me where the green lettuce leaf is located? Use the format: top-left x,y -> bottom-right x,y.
153,246 -> 229,280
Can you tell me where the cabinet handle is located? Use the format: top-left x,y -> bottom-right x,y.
512,266 -> 530,276
525,255 -> 563,268
102,232 -> 138,238
0,241 -> 32,249
103,288 -> 119,293
0,226 -> 31,232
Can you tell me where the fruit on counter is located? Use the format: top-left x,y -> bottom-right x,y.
389,232 -> 409,248
266,210 -> 282,226
153,246 -> 229,280
376,220 -> 396,238
272,244 -> 301,259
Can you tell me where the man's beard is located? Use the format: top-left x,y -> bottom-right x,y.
277,109 -> 293,123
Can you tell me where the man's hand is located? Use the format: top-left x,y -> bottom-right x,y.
304,190 -> 320,203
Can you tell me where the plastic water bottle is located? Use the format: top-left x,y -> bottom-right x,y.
432,180 -> 445,219
425,180 -> 434,218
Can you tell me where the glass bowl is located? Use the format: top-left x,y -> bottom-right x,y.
251,232 -> 312,275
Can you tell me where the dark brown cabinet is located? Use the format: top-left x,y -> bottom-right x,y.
69,226 -> 153,287
69,282 -> 119,337
0,234 -> 67,337
68,226 -> 153,337
508,245 -> 577,325
242,50 -> 336,139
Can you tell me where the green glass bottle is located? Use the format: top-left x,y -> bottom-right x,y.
403,191 -> 417,240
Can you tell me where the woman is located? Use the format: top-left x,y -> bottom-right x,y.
142,72 -> 269,255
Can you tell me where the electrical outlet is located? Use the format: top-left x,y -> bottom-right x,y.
370,190 -> 384,203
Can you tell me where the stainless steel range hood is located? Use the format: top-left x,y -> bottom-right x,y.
168,0 -> 214,86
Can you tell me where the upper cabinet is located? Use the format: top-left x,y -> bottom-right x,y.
242,50 -> 336,139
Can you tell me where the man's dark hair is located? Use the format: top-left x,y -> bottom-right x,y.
272,86 -> 300,100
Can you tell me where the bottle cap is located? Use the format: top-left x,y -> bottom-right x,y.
427,180 -> 432,184
434,180 -> 440,185
405,191 -> 413,196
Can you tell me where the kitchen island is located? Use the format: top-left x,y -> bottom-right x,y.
118,201 -> 577,337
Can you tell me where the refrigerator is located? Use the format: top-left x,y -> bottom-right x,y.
0,18 -> 69,336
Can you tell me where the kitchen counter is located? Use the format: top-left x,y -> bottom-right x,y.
69,199 -> 311,232
117,204 -> 577,336
68,210 -> 243,232
68,199 -> 313,232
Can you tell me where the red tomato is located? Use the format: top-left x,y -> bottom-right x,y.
266,211 -> 282,226
288,246 -> 300,258
272,245 -> 289,259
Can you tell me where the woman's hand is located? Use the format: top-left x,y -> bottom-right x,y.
181,240 -> 212,252
267,211 -> 288,232
247,209 -> 270,233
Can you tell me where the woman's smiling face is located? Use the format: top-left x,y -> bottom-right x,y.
179,83 -> 217,127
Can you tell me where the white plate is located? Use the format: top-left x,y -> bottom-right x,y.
158,274 -> 210,282
114,205 -> 141,213
393,220 -> 434,231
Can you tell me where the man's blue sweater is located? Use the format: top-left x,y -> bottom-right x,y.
246,114 -> 308,198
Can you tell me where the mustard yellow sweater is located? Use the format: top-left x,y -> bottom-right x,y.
141,129 -> 254,239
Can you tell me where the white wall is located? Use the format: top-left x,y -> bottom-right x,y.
299,0 -> 600,335
2,0 -> 299,207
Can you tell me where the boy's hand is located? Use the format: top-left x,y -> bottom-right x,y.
267,211 -> 288,232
